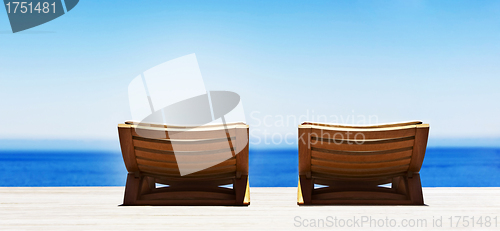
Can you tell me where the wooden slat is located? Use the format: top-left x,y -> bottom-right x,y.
135,148 -> 234,164
235,127 -> 249,176
310,136 -> 415,143
311,199 -> 413,205
151,185 -> 234,195
135,149 -> 176,163
298,127 -> 312,177
311,158 -> 411,169
311,164 -> 409,177
313,178 -> 393,187
136,157 -> 235,171
310,126 -> 416,140
118,125 -> 139,172
132,137 -> 234,152
130,199 -> 238,206
132,127 -> 236,140
137,158 -> 177,169
139,163 -> 237,177
125,121 -> 246,129
312,185 -> 396,194
160,178 -> 234,187
302,121 -> 422,128
310,137 -> 415,151
409,124 -> 430,173
188,165 -> 237,177
141,191 -> 236,201
311,148 -> 413,163
138,164 -> 179,176
151,173 -> 235,185
312,172 -> 405,182
313,191 -> 407,200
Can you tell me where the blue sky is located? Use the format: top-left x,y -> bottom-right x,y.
0,0 -> 499,149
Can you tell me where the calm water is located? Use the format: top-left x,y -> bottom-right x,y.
0,148 -> 498,187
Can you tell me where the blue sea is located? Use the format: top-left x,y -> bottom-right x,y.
0,148 -> 499,187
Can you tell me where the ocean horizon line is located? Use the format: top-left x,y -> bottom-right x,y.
1,138 -> 500,151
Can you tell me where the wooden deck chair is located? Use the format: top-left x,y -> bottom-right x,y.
118,122 -> 250,206
297,121 -> 429,205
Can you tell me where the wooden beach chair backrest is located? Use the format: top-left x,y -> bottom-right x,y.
118,122 -> 249,206
299,121 -> 429,178
298,121 -> 430,205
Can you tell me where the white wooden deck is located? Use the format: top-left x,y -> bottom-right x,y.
0,187 -> 499,230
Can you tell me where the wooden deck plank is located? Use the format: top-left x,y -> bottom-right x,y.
0,187 -> 499,230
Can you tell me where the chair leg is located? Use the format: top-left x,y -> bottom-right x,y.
234,175 -> 249,205
123,173 -> 142,205
392,176 -> 407,195
407,173 -> 424,205
140,176 -> 155,194
299,175 -> 313,205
